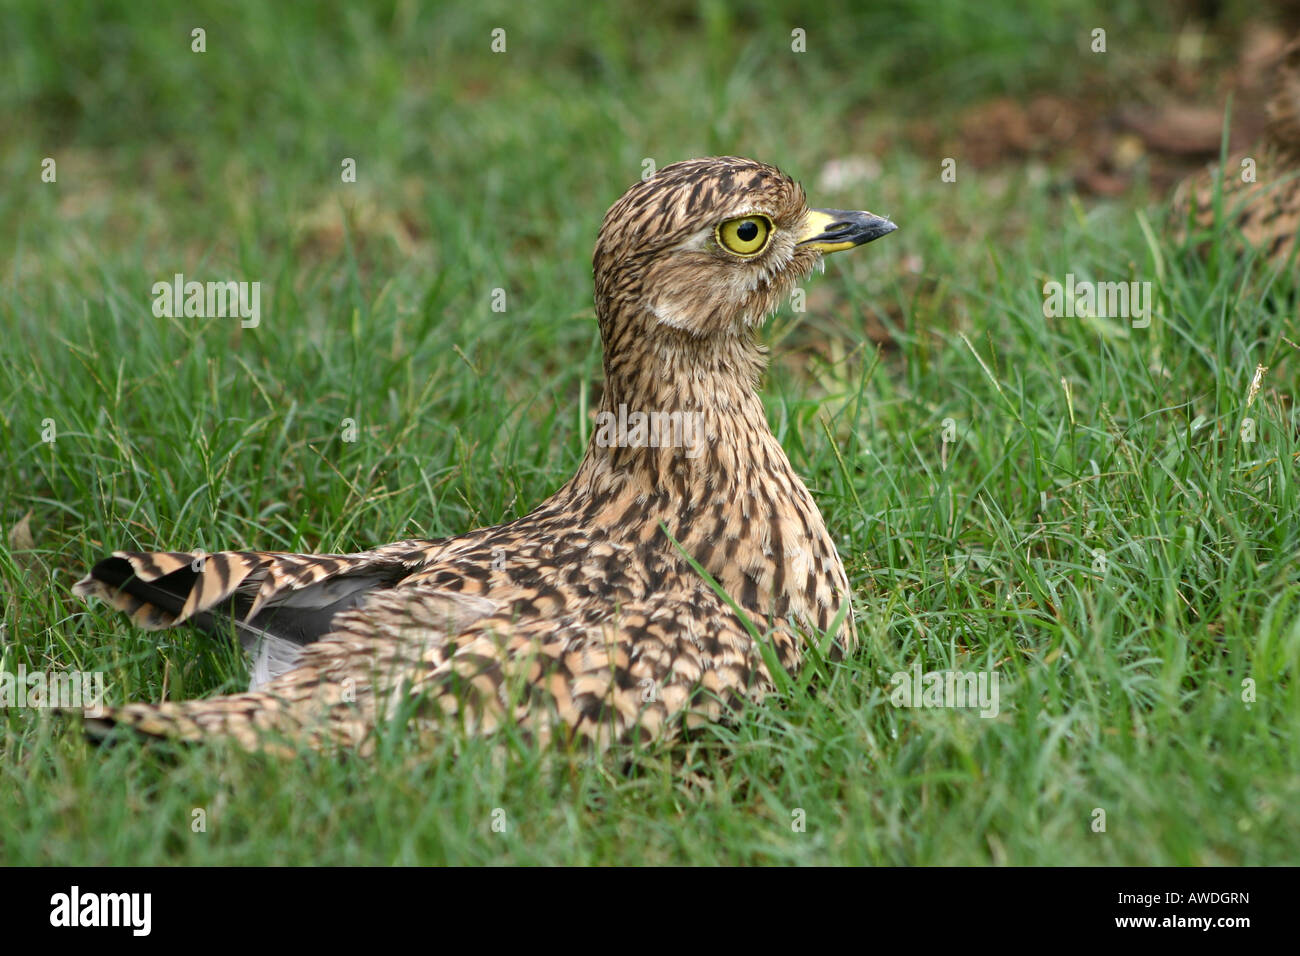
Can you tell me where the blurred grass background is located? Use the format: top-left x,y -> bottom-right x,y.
2,0 -> 1299,865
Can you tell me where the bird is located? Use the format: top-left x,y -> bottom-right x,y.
1173,37 -> 1300,269
72,156 -> 897,753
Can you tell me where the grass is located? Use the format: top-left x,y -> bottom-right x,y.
2,0 -> 1298,865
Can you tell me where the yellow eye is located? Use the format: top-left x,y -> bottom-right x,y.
716,215 -> 772,257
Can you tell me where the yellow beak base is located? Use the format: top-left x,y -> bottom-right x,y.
796,208 -> 898,253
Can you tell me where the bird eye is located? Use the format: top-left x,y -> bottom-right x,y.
716,215 -> 772,257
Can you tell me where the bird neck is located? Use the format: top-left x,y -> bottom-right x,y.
579,323 -> 774,496
550,319 -> 852,640
598,324 -> 768,432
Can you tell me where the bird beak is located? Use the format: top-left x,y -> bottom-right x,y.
796,208 -> 897,253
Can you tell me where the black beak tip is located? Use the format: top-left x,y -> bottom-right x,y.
848,212 -> 897,245
871,218 -> 899,241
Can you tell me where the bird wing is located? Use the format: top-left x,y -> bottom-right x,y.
80,582 -> 796,752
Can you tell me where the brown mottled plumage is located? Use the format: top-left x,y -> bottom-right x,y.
72,157 -> 897,753
1173,38 -> 1300,267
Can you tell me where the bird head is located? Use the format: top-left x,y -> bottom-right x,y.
592,156 -> 896,340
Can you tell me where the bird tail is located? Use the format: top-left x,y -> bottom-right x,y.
73,549 -> 259,631
73,546 -> 424,686
70,546 -> 428,748
69,542 -> 499,751
72,548 -> 405,635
